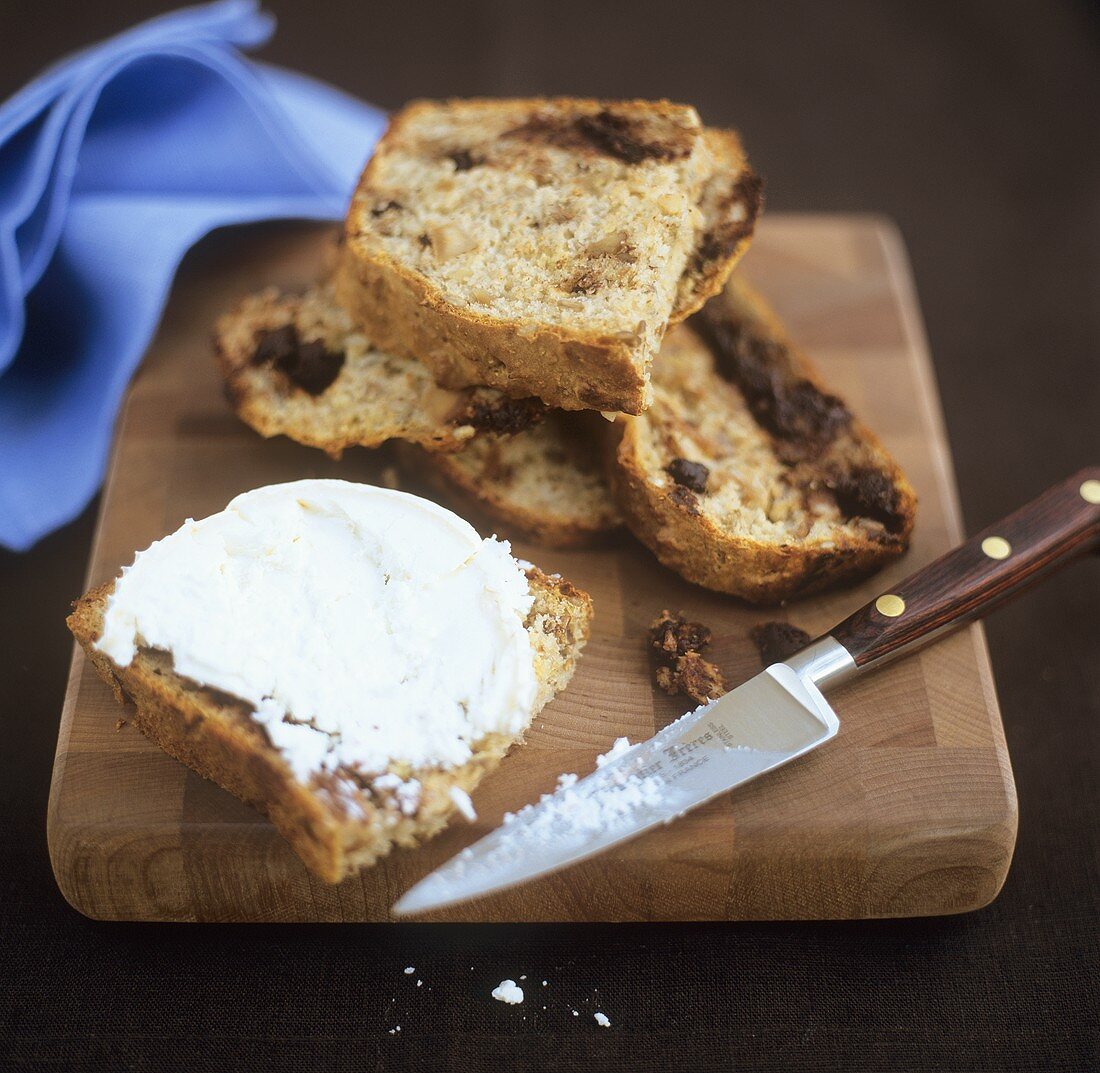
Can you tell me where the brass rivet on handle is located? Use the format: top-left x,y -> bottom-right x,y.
981,536 -> 1012,560
1081,479 -> 1100,504
875,594 -> 906,617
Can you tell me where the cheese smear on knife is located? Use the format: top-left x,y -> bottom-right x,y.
96,480 -> 537,780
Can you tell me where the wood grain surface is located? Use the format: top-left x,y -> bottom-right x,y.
46,214 -> 1018,922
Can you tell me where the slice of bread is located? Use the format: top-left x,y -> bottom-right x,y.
411,411 -> 622,548
609,275 -> 917,603
336,98 -> 760,415
216,282 -> 544,458
68,567 -> 592,884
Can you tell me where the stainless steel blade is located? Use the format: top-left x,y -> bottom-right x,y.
392,663 -> 840,916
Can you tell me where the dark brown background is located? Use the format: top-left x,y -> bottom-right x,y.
2,2 -> 1097,1071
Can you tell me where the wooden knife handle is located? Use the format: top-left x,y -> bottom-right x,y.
829,468 -> 1100,670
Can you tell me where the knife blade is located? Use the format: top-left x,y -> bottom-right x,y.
392,655 -> 842,916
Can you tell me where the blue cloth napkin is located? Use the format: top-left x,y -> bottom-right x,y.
0,0 -> 386,551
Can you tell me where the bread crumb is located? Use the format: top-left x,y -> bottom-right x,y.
649,609 -> 725,703
655,652 -> 726,704
403,966 -> 415,975
492,979 -> 524,1004
449,786 -> 477,822
648,609 -> 712,661
594,1011 -> 611,1027
114,718 -> 128,731
750,621 -> 811,665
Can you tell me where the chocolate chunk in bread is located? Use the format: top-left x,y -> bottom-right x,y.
251,324 -> 344,396
701,313 -> 852,457
666,458 -> 709,493
507,107 -> 695,165
688,173 -> 763,279
825,466 -> 908,533
278,339 -> 345,396
251,325 -> 297,367
573,109 -> 695,164
456,395 -> 545,436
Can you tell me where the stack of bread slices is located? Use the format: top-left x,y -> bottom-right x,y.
218,97 -> 916,603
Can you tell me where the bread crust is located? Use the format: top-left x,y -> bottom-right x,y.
337,98 -> 760,415
609,277 -> 917,604
668,129 -> 763,325
334,243 -> 646,412
68,568 -> 592,883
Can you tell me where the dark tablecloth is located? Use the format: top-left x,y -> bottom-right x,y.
2,2 -> 1097,1070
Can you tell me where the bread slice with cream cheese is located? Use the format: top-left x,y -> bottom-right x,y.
67,485 -> 592,885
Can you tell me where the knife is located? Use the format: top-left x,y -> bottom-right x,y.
393,469 -> 1100,916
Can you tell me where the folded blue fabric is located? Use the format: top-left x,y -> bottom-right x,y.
0,0 -> 386,551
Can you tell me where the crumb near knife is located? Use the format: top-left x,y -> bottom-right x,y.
647,609 -> 727,703
750,621 -> 811,666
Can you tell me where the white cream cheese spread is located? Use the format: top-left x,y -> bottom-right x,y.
95,479 -> 538,781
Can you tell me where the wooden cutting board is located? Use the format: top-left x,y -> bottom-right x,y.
47,215 -> 1017,922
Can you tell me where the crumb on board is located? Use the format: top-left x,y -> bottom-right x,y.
648,609 -> 726,703
648,609 -> 712,661
750,621 -> 811,665
655,651 -> 726,704
449,786 -> 477,822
